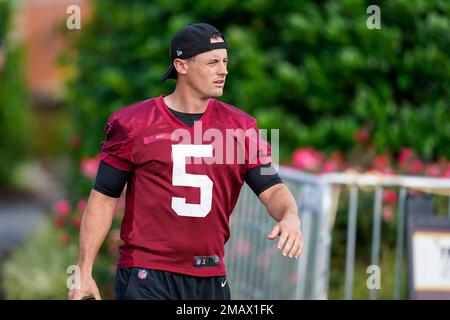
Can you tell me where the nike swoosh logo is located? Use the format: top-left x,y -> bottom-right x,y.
221,280 -> 227,287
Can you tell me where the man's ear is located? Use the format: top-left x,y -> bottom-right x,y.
173,58 -> 188,76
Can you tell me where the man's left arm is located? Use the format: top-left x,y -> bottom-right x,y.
258,183 -> 303,259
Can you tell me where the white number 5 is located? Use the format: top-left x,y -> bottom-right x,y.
171,144 -> 213,217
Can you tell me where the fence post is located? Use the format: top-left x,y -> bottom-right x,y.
394,187 -> 407,299
311,181 -> 333,299
344,185 -> 359,300
370,186 -> 383,300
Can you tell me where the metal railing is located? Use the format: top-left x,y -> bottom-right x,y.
224,166 -> 450,299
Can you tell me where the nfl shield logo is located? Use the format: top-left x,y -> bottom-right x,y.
138,269 -> 148,280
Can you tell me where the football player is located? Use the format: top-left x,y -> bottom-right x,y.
69,23 -> 303,300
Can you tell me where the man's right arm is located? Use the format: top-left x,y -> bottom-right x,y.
68,189 -> 119,300
70,113 -> 134,299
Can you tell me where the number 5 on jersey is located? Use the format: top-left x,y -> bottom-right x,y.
171,144 -> 213,217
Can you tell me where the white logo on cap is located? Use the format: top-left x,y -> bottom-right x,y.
176,50 -> 183,56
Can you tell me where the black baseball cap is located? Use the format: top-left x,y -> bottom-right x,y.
160,23 -> 228,82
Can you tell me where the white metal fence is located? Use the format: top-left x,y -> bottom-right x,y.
224,166 -> 450,299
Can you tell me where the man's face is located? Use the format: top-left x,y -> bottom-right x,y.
183,45 -> 228,99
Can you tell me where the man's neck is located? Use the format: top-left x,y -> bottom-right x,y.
163,87 -> 210,114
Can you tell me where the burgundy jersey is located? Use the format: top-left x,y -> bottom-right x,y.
99,95 -> 271,276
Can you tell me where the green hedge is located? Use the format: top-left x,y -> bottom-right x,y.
0,0 -> 30,185
63,0 -> 449,174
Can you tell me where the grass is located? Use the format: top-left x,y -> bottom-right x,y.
328,245 -> 409,300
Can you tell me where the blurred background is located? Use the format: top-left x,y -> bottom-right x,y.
0,0 -> 448,299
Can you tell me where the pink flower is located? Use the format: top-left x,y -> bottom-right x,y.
322,160 -> 340,173
373,155 -> 390,169
442,167 -> 450,178
54,200 -> 71,217
397,148 -> 414,165
425,164 -> 441,177
292,148 -> 324,172
80,156 -> 100,179
77,198 -> 88,213
382,206 -> 394,223
354,128 -> 370,143
383,190 -> 397,204
72,216 -> 82,229
53,216 -> 65,229
409,159 -> 425,175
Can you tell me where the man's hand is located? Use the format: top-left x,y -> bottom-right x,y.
267,215 -> 303,259
68,272 -> 101,300
258,183 -> 303,259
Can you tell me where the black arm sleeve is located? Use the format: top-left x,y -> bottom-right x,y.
94,161 -> 281,198
244,162 -> 283,196
93,160 -> 132,198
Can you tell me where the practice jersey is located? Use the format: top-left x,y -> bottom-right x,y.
100,95 -> 272,276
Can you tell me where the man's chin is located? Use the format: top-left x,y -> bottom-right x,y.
210,89 -> 224,98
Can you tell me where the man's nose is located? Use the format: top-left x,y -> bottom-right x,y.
219,62 -> 228,76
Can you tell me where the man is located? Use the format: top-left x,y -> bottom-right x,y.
69,23 -> 303,300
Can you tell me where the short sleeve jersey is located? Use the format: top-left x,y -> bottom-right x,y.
100,95 -> 271,276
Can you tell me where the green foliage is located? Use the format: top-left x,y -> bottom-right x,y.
29,108 -> 71,158
1,219 -> 78,299
0,0 -> 30,185
0,0 -> 10,39
329,244 -> 408,299
1,216 -> 118,299
63,0 -> 449,175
